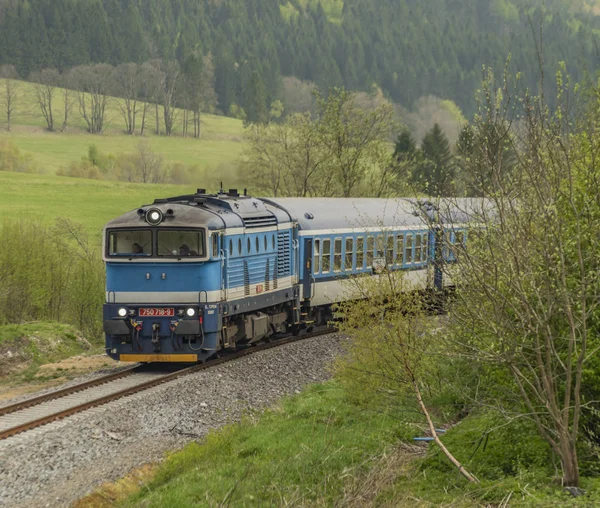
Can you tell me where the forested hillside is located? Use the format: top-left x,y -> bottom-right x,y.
0,0 -> 599,117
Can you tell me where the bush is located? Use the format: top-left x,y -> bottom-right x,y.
0,218 -> 105,339
0,140 -> 37,173
423,411 -> 554,481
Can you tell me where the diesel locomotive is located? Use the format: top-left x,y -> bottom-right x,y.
102,189 -> 469,362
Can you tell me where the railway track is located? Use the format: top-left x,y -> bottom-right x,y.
0,328 -> 333,441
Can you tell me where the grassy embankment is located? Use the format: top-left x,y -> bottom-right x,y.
78,382 -> 599,507
0,78 -> 245,174
0,322 -> 109,399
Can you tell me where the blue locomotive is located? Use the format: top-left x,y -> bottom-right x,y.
102,189 -> 468,362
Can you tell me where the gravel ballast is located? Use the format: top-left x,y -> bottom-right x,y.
0,333 -> 345,507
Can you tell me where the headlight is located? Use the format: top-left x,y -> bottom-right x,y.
117,307 -> 128,317
145,208 -> 163,225
186,308 -> 196,317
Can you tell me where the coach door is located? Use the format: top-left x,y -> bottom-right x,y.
302,238 -> 315,301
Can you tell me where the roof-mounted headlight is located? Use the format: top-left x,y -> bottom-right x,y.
146,208 -> 163,226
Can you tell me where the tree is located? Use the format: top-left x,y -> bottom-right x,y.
151,60 -> 181,136
243,70 -> 268,125
241,112 -> 332,197
118,142 -> 165,183
69,64 -> 114,134
335,269 -> 479,484
428,66 -> 600,490
58,71 -> 75,133
182,52 -> 217,138
139,62 -> 161,136
316,87 -> 395,197
29,68 -> 60,132
413,123 -> 455,196
0,65 -> 20,131
113,63 -> 144,135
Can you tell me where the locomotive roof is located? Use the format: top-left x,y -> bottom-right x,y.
104,191 -> 294,230
264,198 -> 487,232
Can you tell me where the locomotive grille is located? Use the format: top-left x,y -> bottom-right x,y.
244,261 -> 250,296
277,231 -> 291,278
243,215 -> 277,228
265,259 -> 270,291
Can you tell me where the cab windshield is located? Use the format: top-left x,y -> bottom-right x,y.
157,230 -> 205,257
108,230 -> 152,257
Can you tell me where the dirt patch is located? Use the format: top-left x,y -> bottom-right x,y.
72,463 -> 158,508
0,354 -> 120,402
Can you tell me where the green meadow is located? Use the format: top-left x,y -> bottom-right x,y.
0,171 -> 194,235
0,79 -> 245,173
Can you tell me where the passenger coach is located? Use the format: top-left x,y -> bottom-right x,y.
102,190 -> 470,363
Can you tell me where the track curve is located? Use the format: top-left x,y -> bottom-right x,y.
0,328 -> 333,441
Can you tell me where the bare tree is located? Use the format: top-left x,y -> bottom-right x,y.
0,65 -> 19,131
149,60 -> 181,137
69,64 -> 114,134
119,142 -> 165,183
113,63 -> 144,135
59,72 -> 75,133
29,68 -> 60,132
138,62 -> 160,136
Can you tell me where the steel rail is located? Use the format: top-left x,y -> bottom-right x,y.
0,328 -> 334,441
0,365 -> 142,417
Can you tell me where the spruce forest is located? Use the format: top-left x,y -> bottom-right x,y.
1,0 -> 599,117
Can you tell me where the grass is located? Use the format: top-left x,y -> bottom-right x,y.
0,321 -> 100,383
0,171 -> 200,235
101,382 -> 600,507
0,79 -> 245,173
120,382 -> 415,507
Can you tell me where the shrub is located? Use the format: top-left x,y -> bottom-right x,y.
0,140 -> 37,173
0,218 -> 104,339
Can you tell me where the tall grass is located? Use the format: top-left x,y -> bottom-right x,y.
0,218 -> 104,339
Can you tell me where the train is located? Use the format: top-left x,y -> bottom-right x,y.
102,189 -> 473,363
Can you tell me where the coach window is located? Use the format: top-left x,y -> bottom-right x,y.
375,235 -> 384,259
314,239 -> 321,274
444,231 -> 453,260
334,238 -> 342,272
356,237 -> 364,270
386,235 -> 394,266
455,231 -> 465,252
395,234 -> 404,266
366,236 -> 375,268
345,238 -> 354,271
405,234 -> 413,264
322,239 -> 331,273
422,233 -> 429,262
415,234 -> 422,263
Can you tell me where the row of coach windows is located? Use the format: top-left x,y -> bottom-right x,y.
314,232 -> 430,274
227,234 -> 277,257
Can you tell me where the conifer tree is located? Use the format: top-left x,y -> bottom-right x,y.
413,123 -> 455,196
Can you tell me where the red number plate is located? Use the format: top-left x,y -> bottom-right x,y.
139,308 -> 175,317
